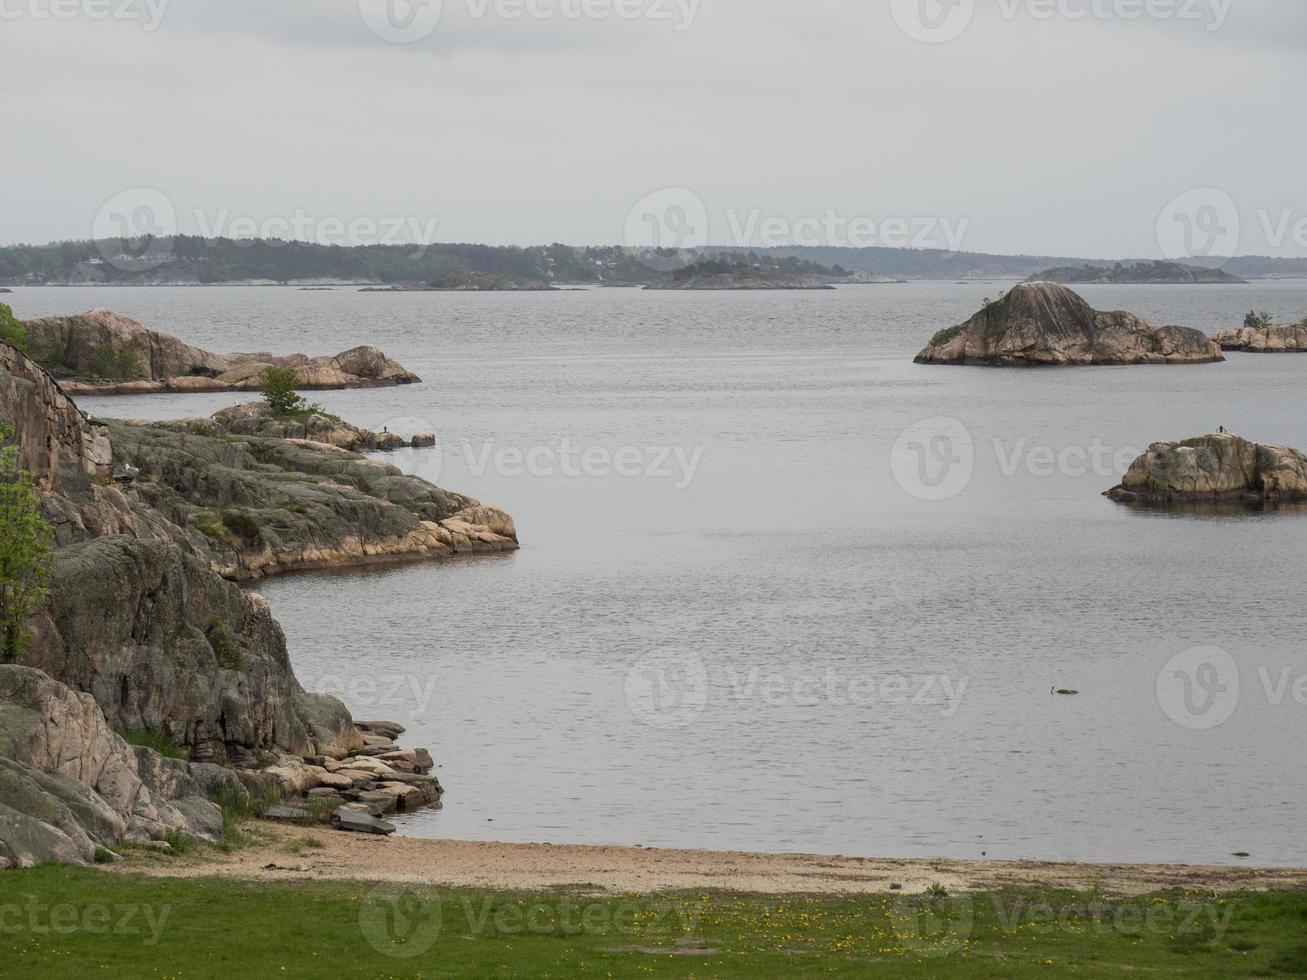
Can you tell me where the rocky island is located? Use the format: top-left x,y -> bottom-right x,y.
20,309 -> 421,395
1213,319 -> 1307,352
0,338 -> 513,866
914,282 -> 1224,366
1105,433 -> 1307,506
1024,260 -> 1246,285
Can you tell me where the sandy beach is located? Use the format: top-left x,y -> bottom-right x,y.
130,823 -> 1307,897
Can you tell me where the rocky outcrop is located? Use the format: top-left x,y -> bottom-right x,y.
0,665 -> 227,867
21,309 -> 421,395
1,343 -> 510,864
1105,433 -> 1307,505
1212,323 -> 1307,352
914,282 -> 1225,366
106,419 -> 517,580
0,341 -> 111,491
204,401 -> 409,451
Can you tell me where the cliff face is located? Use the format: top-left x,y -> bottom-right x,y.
1212,323 -> 1307,352
914,282 -> 1225,366
0,340 -> 502,863
22,309 -> 421,395
1106,433 -> 1307,504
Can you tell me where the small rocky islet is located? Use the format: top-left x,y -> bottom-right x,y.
913,282 -> 1224,366
1213,321 -> 1307,353
20,308 -> 421,395
0,333 -> 514,867
1105,433 -> 1307,507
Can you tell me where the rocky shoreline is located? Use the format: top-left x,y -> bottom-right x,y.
21,309 -> 420,395
0,338 -> 512,866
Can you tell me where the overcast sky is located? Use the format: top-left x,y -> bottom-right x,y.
2,0 -> 1305,258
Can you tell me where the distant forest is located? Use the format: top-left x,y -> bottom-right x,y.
3,237 -> 1305,285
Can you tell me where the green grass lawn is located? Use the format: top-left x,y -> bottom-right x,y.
1,866 -> 1305,978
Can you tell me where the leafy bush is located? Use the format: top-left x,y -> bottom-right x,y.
206,619 -> 245,671
0,424 -> 53,663
93,846 -> 115,864
1245,310 -> 1274,330
260,366 -> 306,417
0,303 -> 27,351
929,323 -> 965,347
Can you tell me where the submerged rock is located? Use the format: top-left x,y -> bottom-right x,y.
21,309 -> 420,395
914,282 -> 1224,366
1212,322 -> 1307,352
1105,433 -> 1307,505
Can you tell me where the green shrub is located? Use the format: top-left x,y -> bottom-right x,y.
0,303 -> 26,351
1245,310 -> 1274,330
93,846 -> 115,864
260,366 -> 306,417
929,323 -> 965,347
117,729 -> 188,760
221,509 -> 260,542
91,342 -> 147,381
206,619 -> 245,671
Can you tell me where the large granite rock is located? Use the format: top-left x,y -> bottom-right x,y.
1105,433 -> 1307,505
1212,322 -> 1307,353
22,309 -> 420,395
25,536 -> 362,764
914,282 -> 1224,366
0,665 -> 225,867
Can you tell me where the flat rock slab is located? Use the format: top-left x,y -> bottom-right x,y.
264,805 -> 313,821
331,808 -> 396,836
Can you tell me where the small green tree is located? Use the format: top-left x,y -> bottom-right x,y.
0,425 -> 53,663
0,303 -> 26,352
260,366 -> 306,417
1244,310 -> 1274,331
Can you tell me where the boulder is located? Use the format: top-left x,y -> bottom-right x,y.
914,282 -> 1224,366
1106,433 -> 1307,504
411,433 -> 437,449
1213,322 -> 1307,352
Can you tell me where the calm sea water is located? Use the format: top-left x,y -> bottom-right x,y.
11,281 -> 1307,866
